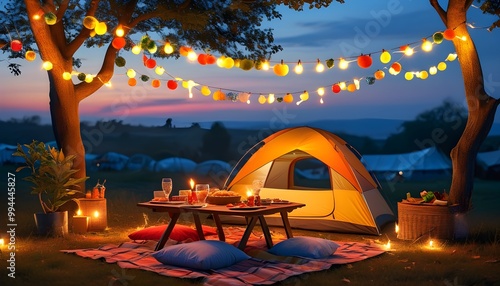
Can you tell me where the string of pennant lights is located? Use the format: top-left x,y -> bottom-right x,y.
1,13 -> 471,105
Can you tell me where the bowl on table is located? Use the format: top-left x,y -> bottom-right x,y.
206,190 -> 242,205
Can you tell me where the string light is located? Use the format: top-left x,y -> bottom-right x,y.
294,60 -> 303,74
421,39 -> 433,52
338,58 -> 349,70
315,59 -> 325,73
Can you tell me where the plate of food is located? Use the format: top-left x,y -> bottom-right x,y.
206,190 -> 241,205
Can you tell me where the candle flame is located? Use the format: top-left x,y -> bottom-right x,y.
77,209 -> 82,216
94,211 -> 99,218
189,179 -> 195,189
385,240 -> 391,250
0,238 -> 4,246
246,190 -> 253,197
395,223 -> 399,233
429,239 -> 434,248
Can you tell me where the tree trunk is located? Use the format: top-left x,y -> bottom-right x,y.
48,73 -> 87,189
444,2 -> 500,213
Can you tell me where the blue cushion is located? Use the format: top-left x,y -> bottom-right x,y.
152,240 -> 250,270
268,236 -> 339,259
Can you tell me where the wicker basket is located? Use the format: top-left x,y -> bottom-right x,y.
397,202 -> 455,240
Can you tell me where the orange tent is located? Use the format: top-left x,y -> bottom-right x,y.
224,126 -> 394,235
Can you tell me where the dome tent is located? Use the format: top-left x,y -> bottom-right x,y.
224,126 -> 394,235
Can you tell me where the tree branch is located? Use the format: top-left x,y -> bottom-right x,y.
55,0 -> 70,20
64,0 -> 100,58
464,0 -> 474,10
429,0 -> 447,25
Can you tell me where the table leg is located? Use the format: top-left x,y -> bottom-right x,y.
238,216 -> 258,250
155,212 -> 180,251
280,211 -> 294,239
212,214 -> 225,242
192,213 -> 206,240
258,215 -> 273,249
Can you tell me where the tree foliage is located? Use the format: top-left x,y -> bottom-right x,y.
383,100 -> 467,156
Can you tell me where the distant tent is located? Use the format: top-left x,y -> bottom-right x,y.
195,160 -> 232,177
0,143 -> 23,165
93,152 -> 129,171
477,150 -> 500,180
362,147 -> 451,181
126,154 -> 155,171
154,157 -> 197,173
224,126 -> 394,235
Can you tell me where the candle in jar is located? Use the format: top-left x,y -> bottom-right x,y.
247,191 -> 255,206
73,215 -> 89,234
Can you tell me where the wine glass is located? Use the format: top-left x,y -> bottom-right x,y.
252,179 -> 264,195
161,178 -> 173,200
195,184 -> 209,204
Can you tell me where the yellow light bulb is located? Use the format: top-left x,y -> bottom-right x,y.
338,58 -> 349,70
437,62 -> 447,71
261,60 -> 270,71
126,69 -> 136,78
429,66 -> 438,75
405,72 -> 414,80
380,50 -> 391,64
446,53 -> 458,61
315,59 -> 325,73
95,22 -> 107,35
294,61 -> 303,74
42,61 -> 53,70
85,74 -> 94,83
148,44 -> 157,54
421,39 -> 433,52
353,79 -> 360,90
404,46 -> 414,56
155,66 -> 165,75
163,43 -> 173,54
115,25 -> 124,37
131,45 -> 141,54
267,93 -> 275,104
339,82 -> 347,90
317,87 -> 325,96
258,94 -> 266,104
62,72 -> 72,80
187,50 -> 197,62
420,70 -> 429,80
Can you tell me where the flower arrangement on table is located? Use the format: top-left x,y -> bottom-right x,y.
403,190 -> 449,205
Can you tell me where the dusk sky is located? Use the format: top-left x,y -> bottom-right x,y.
1,1 -> 499,129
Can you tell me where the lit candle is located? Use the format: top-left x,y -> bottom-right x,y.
385,240 -> 391,250
189,179 -> 196,204
94,211 -> 100,218
0,238 -> 4,248
73,210 -> 89,234
395,223 -> 399,233
429,239 -> 434,248
247,190 -> 255,207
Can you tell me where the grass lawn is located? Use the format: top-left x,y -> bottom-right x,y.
1,166 -> 499,285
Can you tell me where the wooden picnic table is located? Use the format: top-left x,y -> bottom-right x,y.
137,201 -> 306,251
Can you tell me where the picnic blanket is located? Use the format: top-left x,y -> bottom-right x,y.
62,227 -> 385,285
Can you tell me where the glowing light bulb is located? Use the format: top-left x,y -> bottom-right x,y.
446,53 -> 458,61
404,46 -> 414,56
405,72 -> 414,80
85,74 -> 94,83
437,62 -> 447,71
315,59 -> 325,73
62,72 -> 72,80
317,87 -> 325,96
338,58 -> 349,70
339,82 -> 347,90
267,93 -> 275,104
155,66 -> 165,75
353,79 -> 360,90
258,94 -> 266,104
320,98 -> 324,104
261,60 -> 270,71
131,45 -> 141,54
126,69 -> 136,78
380,50 -> 391,64
429,66 -> 438,75
294,60 -> 303,74
41,61 -> 53,70
163,43 -> 173,54
187,50 -> 197,62
115,25 -> 124,37
421,39 -> 433,52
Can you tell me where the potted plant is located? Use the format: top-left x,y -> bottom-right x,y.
14,140 -> 88,236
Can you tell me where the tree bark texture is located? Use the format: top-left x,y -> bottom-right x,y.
432,0 -> 500,212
